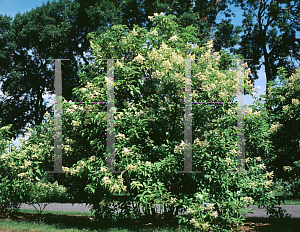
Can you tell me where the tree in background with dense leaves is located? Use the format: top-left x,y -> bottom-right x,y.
0,0 -> 242,141
230,0 -> 300,101
0,0 -> 123,141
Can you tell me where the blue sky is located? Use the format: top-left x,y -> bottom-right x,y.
0,0 -> 295,151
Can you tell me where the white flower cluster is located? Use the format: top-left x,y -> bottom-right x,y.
170,197 -> 177,204
102,176 -> 112,186
224,157 -> 234,166
174,140 -> 187,154
283,105 -> 289,112
116,112 -> 124,118
17,172 -> 29,178
270,122 -> 282,133
116,133 -> 126,140
207,40 -> 214,49
149,29 -> 158,36
130,181 -> 143,188
288,70 -> 300,83
210,211 -> 218,219
131,27 -> 138,36
169,35 -> 178,42
152,70 -> 163,78
44,111 -> 51,118
205,203 -> 214,210
88,156 -> 96,162
258,163 -> 266,170
283,166 -> 292,172
100,167 -> 107,172
31,153 -> 39,159
145,161 -> 151,166
189,218 -> 201,229
241,196 -> 253,205
62,144 -> 72,153
264,171 -> 274,179
255,156 -> 262,162
187,208 -> 195,214
133,53 -> 145,63
264,180 -> 273,188
72,120 -> 80,127
111,184 -> 121,193
117,175 -> 124,185
196,193 -> 203,200
62,166 -> 70,172
162,60 -> 173,70
193,138 -> 210,148
66,107 -> 75,114
122,147 -> 132,157
115,60 -> 124,68
66,138 -> 74,144
279,95 -> 286,102
245,106 -> 253,114
292,98 -> 300,105
230,148 -> 237,154
126,163 -> 138,171
24,160 -> 31,168
71,161 -> 85,174
71,167 -> 80,174
161,41 -> 171,50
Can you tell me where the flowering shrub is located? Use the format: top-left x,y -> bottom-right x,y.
37,12 -> 281,231
0,123 -> 28,216
0,117 -> 68,215
0,12 -> 293,231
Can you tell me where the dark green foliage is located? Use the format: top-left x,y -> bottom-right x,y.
230,0 -> 300,96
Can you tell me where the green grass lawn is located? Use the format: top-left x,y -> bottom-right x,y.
278,199 -> 300,205
0,208 -> 195,232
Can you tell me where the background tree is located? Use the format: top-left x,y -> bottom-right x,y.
0,0 -> 123,141
230,0 -> 300,102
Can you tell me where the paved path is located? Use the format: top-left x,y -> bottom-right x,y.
18,202 -> 300,218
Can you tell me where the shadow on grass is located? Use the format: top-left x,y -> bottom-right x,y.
242,217 -> 300,232
7,210 -> 186,231
4,210 -> 300,231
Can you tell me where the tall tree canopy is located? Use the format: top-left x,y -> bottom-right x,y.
230,0 -> 300,99
0,0 -> 123,140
